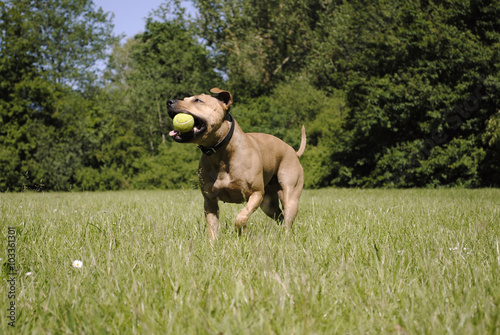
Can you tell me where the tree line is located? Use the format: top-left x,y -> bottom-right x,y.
1,0 -> 499,191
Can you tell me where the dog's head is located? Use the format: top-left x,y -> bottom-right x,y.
167,88 -> 232,145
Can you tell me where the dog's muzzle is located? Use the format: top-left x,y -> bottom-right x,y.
167,100 -> 207,143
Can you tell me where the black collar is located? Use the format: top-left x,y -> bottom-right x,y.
199,113 -> 235,156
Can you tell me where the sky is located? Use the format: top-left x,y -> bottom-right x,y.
93,0 -> 196,41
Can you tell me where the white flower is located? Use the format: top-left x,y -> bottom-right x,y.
26,272 -> 33,276
72,260 -> 83,268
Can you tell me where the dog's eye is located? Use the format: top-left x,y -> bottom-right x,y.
194,98 -> 203,103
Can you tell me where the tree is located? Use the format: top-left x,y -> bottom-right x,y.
310,0 -> 500,187
0,0 -> 118,191
194,0 -> 329,98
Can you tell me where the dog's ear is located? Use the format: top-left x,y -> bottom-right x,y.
210,88 -> 232,108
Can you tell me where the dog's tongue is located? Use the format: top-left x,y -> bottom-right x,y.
169,128 -> 199,137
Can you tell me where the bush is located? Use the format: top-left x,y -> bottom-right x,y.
370,136 -> 486,188
132,143 -> 200,190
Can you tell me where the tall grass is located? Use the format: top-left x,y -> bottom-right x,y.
1,189 -> 499,334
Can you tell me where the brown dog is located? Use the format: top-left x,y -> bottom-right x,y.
167,88 -> 306,240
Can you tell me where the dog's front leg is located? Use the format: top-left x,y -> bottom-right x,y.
204,197 -> 219,241
235,192 -> 264,235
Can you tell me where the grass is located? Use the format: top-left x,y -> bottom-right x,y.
1,188 -> 499,334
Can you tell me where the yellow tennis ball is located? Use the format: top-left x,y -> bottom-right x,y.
173,113 -> 195,133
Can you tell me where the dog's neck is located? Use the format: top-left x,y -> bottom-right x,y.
199,113 -> 235,156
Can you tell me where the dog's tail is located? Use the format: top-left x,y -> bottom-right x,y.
296,125 -> 306,158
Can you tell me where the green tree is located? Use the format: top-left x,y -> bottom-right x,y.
311,0 -> 500,187
0,0 -> 117,191
194,0 -> 328,98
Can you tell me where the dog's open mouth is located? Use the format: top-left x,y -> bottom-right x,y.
168,113 -> 207,143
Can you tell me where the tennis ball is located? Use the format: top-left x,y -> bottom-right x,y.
173,113 -> 195,133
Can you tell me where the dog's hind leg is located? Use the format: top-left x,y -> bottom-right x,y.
280,189 -> 301,229
260,185 -> 283,223
277,166 -> 304,230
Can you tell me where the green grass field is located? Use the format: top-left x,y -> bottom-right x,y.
1,188 -> 499,334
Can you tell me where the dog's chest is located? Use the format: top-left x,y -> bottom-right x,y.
211,172 -> 247,203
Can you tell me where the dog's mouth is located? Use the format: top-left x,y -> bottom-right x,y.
168,112 -> 207,143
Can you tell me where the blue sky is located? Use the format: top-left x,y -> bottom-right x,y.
93,0 -> 195,41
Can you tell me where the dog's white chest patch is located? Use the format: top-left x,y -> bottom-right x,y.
212,173 -> 247,203
213,172 -> 232,190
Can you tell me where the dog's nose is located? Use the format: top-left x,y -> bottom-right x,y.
167,99 -> 177,107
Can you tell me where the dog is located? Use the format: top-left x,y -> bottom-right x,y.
167,88 -> 306,240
